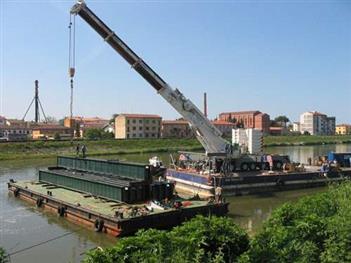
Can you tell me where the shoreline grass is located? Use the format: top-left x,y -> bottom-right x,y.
0,135 -> 350,161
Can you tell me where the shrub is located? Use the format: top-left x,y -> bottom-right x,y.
241,181 -> 351,263
84,216 -> 249,263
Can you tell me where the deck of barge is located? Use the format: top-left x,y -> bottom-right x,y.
8,181 -> 228,236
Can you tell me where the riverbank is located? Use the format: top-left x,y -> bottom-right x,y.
0,139 -> 202,161
0,135 -> 350,161
264,135 -> 351,147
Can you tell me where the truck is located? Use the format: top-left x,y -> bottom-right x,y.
70,0 -> 289,175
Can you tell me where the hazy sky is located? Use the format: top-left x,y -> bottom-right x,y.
1,0 -> 350,123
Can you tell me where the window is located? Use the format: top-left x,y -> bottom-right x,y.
139,127 -> 142,131
152,127 -> 156,131
145,120 -> 149,124
132,127 -> 136,131
132,133 -> 136,137
152,120 -> 156,124
132,119 -> 136,124
145,134 -> 149,138
151,133 -> 155,137
139,133 -> 143,137
127,134 -> 130,138
127,127 -> 130,132
146,127 -> 149,131
139,120 -> 142,124
127,120 -> 130,124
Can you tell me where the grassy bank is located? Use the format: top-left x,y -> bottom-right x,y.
264,135 -> 351,147
0,139 -> 202,161
0,135 -> 350,161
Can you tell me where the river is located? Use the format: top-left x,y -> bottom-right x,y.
1,144 -> 350,262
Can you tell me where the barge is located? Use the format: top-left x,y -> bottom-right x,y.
166,166 -> 351,197
8,156 -> 228,237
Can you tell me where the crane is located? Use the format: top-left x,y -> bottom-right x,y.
70,1 -> 233,155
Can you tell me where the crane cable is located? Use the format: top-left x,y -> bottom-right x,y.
68,13 -> 76,122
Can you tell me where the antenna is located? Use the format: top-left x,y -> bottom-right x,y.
22,80 -> 47,123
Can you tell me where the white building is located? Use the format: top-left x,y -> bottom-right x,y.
232,128 -> 263,154
299,111 -> 335,135
292,122 -> 300,132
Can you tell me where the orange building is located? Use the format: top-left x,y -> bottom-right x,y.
161,120 -> 194,138
218,111 -> 270,135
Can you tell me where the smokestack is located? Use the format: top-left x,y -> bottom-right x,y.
204,92 -> 207,118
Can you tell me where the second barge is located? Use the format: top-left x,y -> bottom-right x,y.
8,156 -> 228,237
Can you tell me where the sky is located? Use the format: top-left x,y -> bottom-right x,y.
1,0 -> 350,123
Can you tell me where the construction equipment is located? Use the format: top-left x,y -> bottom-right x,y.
70,1 -> 288,173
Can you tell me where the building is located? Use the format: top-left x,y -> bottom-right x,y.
0,118 -> 32,141
32,125 -> 73,140
299,111 -> 336,135
64,116 -> 109,137
0,127 -> 32,141
218,111 -> 270,135
232,128 -> 263,154
292,122 -> 300,132
161,120 -> 194,138
115,114 -> 162,139
269,127 -> 289,136
336,124 -> 351,135
211,120 -> 236,137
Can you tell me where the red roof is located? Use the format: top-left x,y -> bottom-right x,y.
120,114 -> 161,119
219,111 -> 260,115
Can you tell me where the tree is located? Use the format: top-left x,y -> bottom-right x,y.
110,114 -> 119,124
274,116 -> 290,127
54,132 -> 61,140
84,216 -> 249,263
0,247 -> 8,263
45,116 -> 58,124
75,123 -> 81,138
84,128 -> 103,140
240,182 -> 351,263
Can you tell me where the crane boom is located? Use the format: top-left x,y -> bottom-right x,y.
71,1 -> 230,155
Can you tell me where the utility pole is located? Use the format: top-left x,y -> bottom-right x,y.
35,80 -> 39,123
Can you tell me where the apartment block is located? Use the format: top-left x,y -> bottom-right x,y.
161,120 -> 194,138
115,114 -> 162,139
218,111 -> 270,135
299,111 -> 336,135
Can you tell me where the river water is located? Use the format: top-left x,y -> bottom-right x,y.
1,144 -> 350,262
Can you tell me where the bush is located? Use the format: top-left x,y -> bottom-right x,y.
0,247 -> 7,263
84,216 -> 249,263
241,181 -> 351,263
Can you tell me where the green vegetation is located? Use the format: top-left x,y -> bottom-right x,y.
241,181 -> 351,262
0,135 -> 350,161
83,215 -> 249,263
0,138 -> 202,161
84,128 -> 114,140
264,135 -> 351,147
84,181 -> 351,263
0,248 -> 7,263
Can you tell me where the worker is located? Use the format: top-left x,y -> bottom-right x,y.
81,144 -> 87,158
267,155 -> 273,171
215,186 -> 222,203
76,143 -> 80,156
